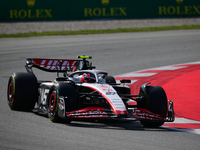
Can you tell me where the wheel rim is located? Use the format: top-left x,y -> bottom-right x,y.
49,92 -> 56,111
8,83 -> 13,100
7,82 -> 13,106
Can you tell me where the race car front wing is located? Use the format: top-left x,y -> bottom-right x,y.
63,100 -> 175,122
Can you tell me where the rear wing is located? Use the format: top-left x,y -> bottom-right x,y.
25,58 -> 80,73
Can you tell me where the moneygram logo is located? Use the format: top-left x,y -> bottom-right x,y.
26,0 -> 36,7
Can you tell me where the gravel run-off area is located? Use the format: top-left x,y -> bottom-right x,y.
0,18 -> 200,34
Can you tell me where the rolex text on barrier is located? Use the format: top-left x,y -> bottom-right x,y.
0,0 -> 199,22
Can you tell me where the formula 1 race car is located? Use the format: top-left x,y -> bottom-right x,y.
7,56 -> 174,127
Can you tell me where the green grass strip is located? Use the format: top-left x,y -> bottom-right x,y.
0,24 -> 200,38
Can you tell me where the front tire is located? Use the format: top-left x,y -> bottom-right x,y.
47,83 -> 77,123
139,86 -> 167,127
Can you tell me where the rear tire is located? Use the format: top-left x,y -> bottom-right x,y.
7,73 -> 37,111
139,86 -> 167,127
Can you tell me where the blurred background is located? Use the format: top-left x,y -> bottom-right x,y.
0,0 -> 199,21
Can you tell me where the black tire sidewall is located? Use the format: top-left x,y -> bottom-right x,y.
58,83 -> 77,112
7,73 -> 37,111
139,85 -> 168,127
146,86 -> 168,118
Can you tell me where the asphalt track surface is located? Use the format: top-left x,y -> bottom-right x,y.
0,30 -> 200,150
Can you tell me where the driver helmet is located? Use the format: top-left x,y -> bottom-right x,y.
80,73 -> 95,83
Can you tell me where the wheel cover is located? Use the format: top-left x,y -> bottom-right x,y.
7,81 -> 14,106
8,83 -> 13,100
49,92 -> 56,111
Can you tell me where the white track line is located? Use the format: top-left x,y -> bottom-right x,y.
165,118 -> 200,124
115,61 -> 200,78
163,118 -> 200,135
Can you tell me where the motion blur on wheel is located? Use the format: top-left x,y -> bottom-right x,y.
7,55 -> 174,127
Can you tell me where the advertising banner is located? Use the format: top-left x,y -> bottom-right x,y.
0,0 -> 199,22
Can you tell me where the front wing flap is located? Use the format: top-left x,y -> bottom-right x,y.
66,107 -> 111,118
132,108 -> 164,121
131,100 -> 175,122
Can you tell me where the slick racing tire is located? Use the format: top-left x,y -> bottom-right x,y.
7,73 -> 38,111
105,76 -> 116,84
138,86 -> 167,127
47,83 -> 77,123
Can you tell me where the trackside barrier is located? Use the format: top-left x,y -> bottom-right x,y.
0,0 -> 199,22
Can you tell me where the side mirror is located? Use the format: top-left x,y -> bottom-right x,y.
120,79 -> 131,84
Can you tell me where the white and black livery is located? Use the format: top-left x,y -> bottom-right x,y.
7,56 -> 174,127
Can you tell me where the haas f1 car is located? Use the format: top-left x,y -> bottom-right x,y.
7,56 -> 174,127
